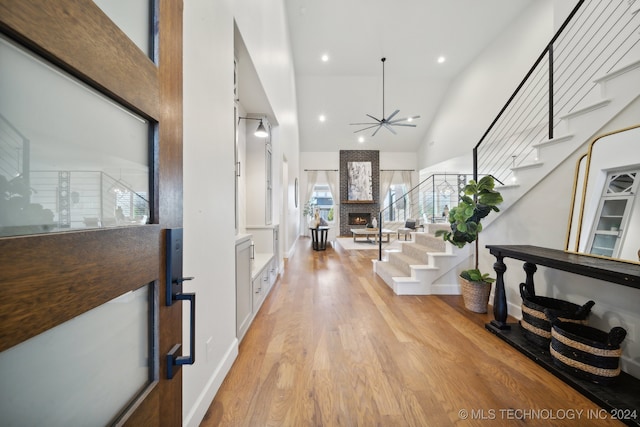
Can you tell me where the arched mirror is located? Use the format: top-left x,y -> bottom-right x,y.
566,125 -> 640,264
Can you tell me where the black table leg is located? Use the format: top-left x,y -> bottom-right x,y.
319,228 -> 327,250
490,254 -> 510,330
523,262 -> 537,296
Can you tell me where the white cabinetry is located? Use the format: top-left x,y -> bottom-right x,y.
251,253 -> 273,312
235,234 -> 253,341
236,227 -> 279,342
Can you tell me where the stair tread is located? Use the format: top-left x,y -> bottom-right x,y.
377,262 -> 411,279
393,252 -> 424,262
404,241 -> 445,255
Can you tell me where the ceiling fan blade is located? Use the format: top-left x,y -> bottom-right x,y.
366,114 -> 382,123
388,115 -> 421,124
353,124 -> 382,133
371,124 -> 383,137
350,122 -> 379,125
389,123 -> 417,127
383,123 -> 397,134
386,109 -> 400,122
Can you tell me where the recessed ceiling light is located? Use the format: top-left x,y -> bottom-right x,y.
407,117 -> 413,122
319,114 -> 326,122
321,54 -> 329,62
437,56 -> 446,64
358,136 -> 365,143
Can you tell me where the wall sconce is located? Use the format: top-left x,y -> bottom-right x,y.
238,117 -> 269,138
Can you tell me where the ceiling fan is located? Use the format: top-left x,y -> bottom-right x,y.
350,57 -> 420,136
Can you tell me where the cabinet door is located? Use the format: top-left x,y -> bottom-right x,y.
236,239 -> 252,340
268,258 -> 278,288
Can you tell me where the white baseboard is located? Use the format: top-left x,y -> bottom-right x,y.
430,283 -> 461,295
183,338 -> 239,427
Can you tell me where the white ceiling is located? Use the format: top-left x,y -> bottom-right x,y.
282,0 -> 535,153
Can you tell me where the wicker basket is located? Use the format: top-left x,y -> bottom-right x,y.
546,313 -> 626,384
519,283 -> 594,348
460,276 -> 491,313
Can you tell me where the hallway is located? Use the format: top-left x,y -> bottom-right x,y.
203,239 -> 621,426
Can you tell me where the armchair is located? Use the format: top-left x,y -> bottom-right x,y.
397,219 -> 416,240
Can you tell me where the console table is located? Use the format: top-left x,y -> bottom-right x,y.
485,245 -> 640,425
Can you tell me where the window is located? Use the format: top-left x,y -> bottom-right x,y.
311,184 -> 334,221
0,36 -> 150,237
382,183 -> 408,222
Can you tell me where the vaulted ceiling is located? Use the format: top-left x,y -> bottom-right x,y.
284,0 -> 534,153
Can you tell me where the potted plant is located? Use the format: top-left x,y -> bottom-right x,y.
435,175 -> 503,313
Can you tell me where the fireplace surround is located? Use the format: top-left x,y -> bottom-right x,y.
339,150 -> 379,235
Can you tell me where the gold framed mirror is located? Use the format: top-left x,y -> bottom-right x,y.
566,124 -> 640,264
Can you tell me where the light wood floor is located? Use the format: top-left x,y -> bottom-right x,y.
203,238 -> 622,426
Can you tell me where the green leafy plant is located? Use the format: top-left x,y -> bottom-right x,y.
302,199 -> 316,218
460,269 -> 495,284
435,175 -> 503,284
327,207 -> 334,221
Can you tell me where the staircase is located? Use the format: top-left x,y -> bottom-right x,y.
374,0 -> 640,295
487,57 -> 640,225
373,224 -> 471,295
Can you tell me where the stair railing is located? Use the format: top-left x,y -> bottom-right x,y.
0,113 -> 30,196
376,173 -> 502,260
2,170 -> 149,237
375,174 -> 460,260
474,0 -> 639,183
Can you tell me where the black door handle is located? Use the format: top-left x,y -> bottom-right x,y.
165,228 -> 196,379
166,291 -> 195,379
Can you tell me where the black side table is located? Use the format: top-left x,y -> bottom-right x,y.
310,226 -> 329,251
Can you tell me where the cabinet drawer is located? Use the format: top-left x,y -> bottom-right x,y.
252,270 -> 269,311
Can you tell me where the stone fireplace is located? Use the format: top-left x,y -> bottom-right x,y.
339,150 -> 380,235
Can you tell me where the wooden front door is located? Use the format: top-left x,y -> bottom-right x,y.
0,1 -> 183,425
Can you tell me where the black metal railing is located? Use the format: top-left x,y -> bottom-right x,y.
1,170 -> 149,238
0,113 -> 30,193
474,0 -> 639,183
375,174 -> 500,260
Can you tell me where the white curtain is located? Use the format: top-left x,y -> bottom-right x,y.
400,170 -> 415,221
325,170 -> 339,239
303,171 -> 318,235
379,170 -> 395,224
379,171 -> 395,209
305,170 -> 318,211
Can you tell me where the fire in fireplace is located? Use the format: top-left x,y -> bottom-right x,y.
348,212 -> 371,226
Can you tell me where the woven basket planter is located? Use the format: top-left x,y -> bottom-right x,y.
460,276 -> 491,313
519,283 -> 594,348
546,314 -> 626,384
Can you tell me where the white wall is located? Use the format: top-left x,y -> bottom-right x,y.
417,0 -> 555,170
182,0 -> 300,425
